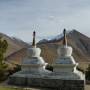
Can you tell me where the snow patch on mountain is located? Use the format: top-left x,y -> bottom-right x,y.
49,30 -> 72,41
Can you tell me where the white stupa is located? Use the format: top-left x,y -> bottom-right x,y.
9,29 -> 85,89
21,31 -> 49,74
52,29 -> 85,80
9,31 -> 50,85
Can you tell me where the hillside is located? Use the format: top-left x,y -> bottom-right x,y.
37,30 -> 90,64
0,33 -> 29,57
3,30 -> 90,70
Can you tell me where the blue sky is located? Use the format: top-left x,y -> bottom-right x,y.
0,0 -> 90,42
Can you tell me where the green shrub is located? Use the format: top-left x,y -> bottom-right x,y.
76,66 -> 85,73
0,37 -> 8,81
8,64 -> 21,75
86,64 -> 90,80
45,64 -> 53,71
0,63 -> 8,81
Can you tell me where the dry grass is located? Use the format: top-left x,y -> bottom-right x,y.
78,62 -> 90,71
0,85 -> 90,90
85,85 -> 90,90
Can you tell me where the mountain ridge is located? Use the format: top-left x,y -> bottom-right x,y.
38,30 -> 90,44
37,30 -> 90,63
0,32 -> 29,57
0,30 -> 90,69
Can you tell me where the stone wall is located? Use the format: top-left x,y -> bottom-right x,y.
8,77 -> 85,90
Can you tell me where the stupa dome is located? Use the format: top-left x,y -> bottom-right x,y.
28,47 -> 41,57
57,46 -> 72,57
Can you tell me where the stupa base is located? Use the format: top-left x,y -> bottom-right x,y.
8,72 -> 85,90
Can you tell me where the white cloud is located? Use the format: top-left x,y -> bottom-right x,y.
0,0 -> 90,42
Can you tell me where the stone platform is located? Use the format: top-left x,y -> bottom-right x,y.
8,76 -> 85,90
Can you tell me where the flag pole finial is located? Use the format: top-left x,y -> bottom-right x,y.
32,31 -> 36,47
63,29 -> 67,46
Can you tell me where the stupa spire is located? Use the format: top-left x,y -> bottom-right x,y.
32,31 -> 36,47
63,29 -> 67,46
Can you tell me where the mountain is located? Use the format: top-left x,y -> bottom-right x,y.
38,31 -> 72,44
11,37 -> 30,47
0,33 -> 29,58
37,30 -> 90,64
3,30 -> 90,70
38,39 -> 49,44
